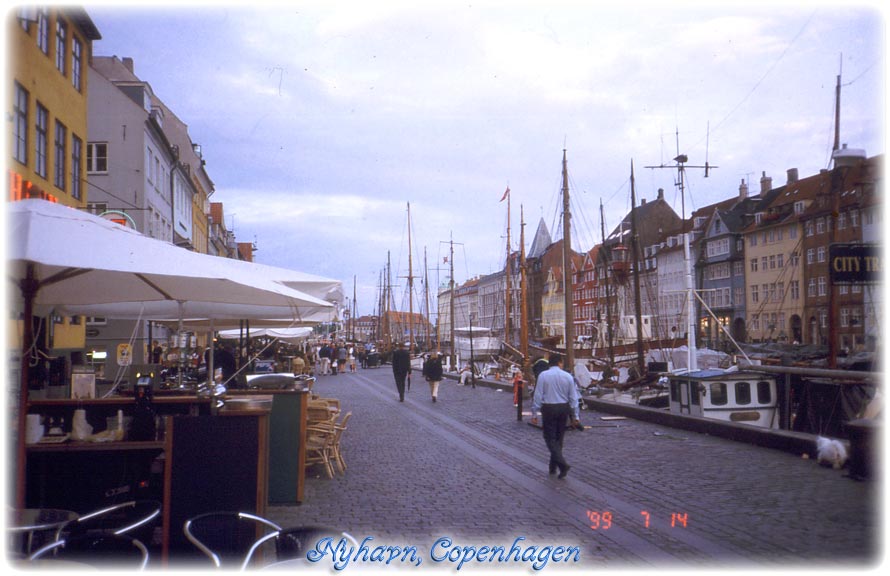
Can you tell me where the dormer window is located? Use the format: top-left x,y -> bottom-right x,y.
794,201 -> 805,214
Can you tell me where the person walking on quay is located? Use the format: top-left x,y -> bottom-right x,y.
336,343 -> 349,375
391,342 -> 411,402
422,352 -> 444,403
530,353 -> 581,479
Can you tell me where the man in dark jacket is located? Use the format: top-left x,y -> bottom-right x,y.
391,342 -> 411,402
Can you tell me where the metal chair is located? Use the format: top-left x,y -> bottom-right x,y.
273,525 -> 358,561
63,500 -> 161,546
183,511 -> 281,569
29,533 -> 149,570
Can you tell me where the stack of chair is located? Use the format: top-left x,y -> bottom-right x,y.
304,410 -> 352,478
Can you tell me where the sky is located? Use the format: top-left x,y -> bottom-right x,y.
78,1 -> 885,318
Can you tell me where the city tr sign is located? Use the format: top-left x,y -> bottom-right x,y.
829,243 -> 880,284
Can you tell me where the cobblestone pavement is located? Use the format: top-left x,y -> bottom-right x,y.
266,366 -> 883,572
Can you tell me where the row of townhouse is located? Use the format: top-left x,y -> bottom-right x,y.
7,7 -> 256,377
437,150 -> 880,359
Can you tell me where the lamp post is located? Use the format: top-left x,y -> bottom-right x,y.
469,312 -> 477,388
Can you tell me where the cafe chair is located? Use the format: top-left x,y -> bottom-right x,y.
304,423 -> 337,478
29,533 -> 150,570
183,511 -> 282,570
63,500 -> 161,546
273,525 -> 359,561
331,411 -> 352,475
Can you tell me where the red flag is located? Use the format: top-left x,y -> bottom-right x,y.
500,186 -> 510,202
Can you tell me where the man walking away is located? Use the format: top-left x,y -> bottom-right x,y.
391,342 -> 411,402
530,353 -> 581,479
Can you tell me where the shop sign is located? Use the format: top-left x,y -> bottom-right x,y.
829,243 -> 880,284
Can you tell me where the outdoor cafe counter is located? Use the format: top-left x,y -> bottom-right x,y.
24,395 -> 293,563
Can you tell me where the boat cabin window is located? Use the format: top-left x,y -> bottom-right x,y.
735,382 -> 751,405
690,382 -> 700,406
757,380 -> 772,404
709,383 -> 728,406
670,381 -> 682,402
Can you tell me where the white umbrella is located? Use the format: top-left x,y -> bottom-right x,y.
8,200 -> 332,314
7,199 -> 333,507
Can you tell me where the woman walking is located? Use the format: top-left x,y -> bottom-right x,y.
422,352 -> 444,403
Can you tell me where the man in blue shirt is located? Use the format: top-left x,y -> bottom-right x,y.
531,353 -> 581,479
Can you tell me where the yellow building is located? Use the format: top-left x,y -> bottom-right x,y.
742,170 -> 826,343
7,6 -> 100,208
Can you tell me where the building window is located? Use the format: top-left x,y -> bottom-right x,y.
806,249 -> 814,265
13,83 -> 28,164
838,212 -> 847,229
87,142 -> 108,173
850,210 -> 860,227
817,246 -> 826,263
37,8 -> 49,54
750,258 -> 758,272
790,252 -> 800,267
733,261 -> 744,277
788,225 -> 797,239
841,308 -> 849,328
808,279 -> 816,297
777,253 -> 784,268
71,135 -> 82,200
817,276 -> 827,297
35,103 -> 48,178
820,310 -> 828,329
751,285 -> 759,303
816,217 -> 825,234
749,235 -> 757,247
54,121 -> 67,190
805,221 -> 814,237
55,18 -> 67,75
790,280 -> 800,300
72,37 -> 83,91
794,201 -> 805,214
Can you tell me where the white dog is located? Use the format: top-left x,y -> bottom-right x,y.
816,436 -> 848,470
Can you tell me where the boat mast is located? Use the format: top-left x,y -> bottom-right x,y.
424,246 -> 432,351
407,202 -> 415,352
561,149 -> 575,369
352,275 -> 356,342
449,234 -> 456,369
518,205 -> 530,421
629,161 -> 646,376
828,67 -> 842,368
675,154 -> 698,373
386,252 -> 392,348
504,190 -> 512,347
599,199 -> 616,367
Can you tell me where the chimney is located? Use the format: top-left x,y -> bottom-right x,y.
641,198 -> 647,206
122,57 -> 134,74
786,168 -> 799,184
760,171 -> 772,193
657,188 -> 664,200
739,178 -> 748,200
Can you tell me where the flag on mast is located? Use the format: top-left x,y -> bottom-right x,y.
500,186 -> 510,202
